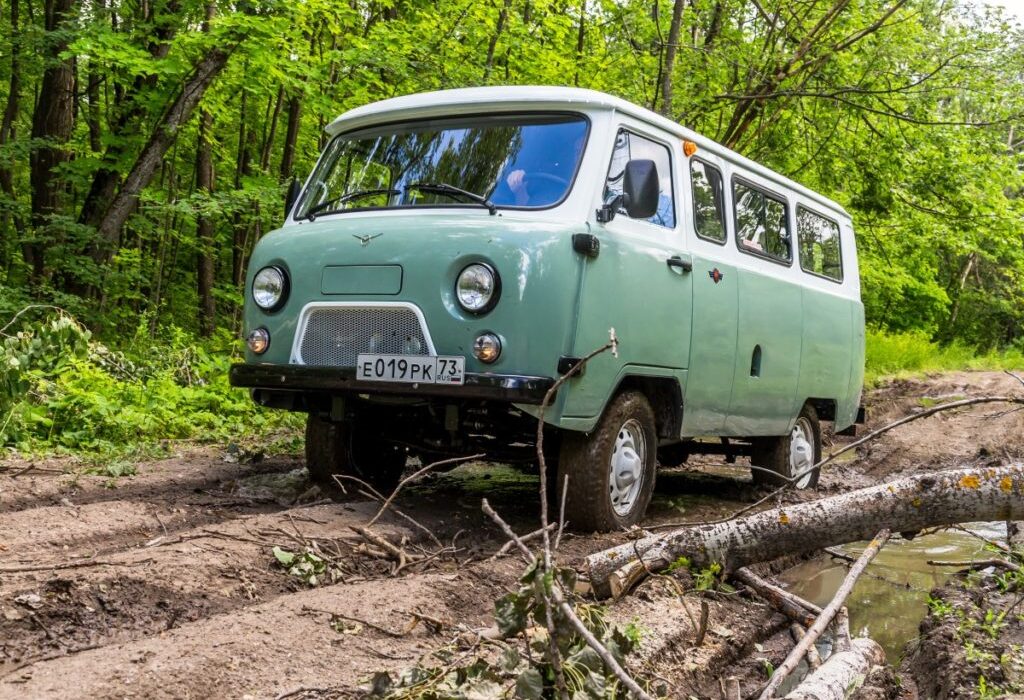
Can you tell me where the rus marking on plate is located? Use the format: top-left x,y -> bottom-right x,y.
353,233 -> 383,246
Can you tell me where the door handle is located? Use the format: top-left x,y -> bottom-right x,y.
666,255 -> 692,272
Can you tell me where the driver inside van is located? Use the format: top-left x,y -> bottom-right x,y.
492,126 -> 586,207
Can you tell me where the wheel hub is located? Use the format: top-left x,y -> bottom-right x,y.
609,419 -> 646,516
789,417 -> 815,488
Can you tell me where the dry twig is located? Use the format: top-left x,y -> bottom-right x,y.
758,529 -> 890,700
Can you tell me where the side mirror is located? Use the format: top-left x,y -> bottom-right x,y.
596,159 -> 661,223
284,178 -> 301,219
622,159 -> 660,219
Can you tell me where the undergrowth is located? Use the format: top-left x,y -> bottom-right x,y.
366,561 -> 658,699
0,307 -> 300,457
865,329 -> 1024,385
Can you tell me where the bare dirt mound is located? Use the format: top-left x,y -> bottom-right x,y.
0,371 -> 1021,698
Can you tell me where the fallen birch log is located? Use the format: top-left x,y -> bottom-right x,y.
782,637 -> 885,700
734,567 -> 822,628
586,464 -> 1024,598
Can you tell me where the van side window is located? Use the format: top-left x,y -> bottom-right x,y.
604,129 -> 675,228
797,206 -> 843,281
690,160 -> 725,243
733,181 -> 791,263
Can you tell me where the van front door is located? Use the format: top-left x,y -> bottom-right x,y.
562,127 -> 692,423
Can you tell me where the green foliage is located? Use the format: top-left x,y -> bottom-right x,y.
0,0 -> 1021,358
927,594 -> 956,618
865,329 -> 1024,384
369,561 -> 651,699
977,673 -> 1003,699
0,308 -> 300,454
693,563 -> 723,592
272,546 -> 340,587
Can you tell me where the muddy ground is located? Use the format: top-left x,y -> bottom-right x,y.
1,371 -> 1022,699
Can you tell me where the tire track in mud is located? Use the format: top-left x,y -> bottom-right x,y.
0,451 -> 780,698
0,452 -> 305,513
0,496 -> 427,680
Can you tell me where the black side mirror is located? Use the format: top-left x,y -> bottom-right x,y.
622,159 -> 660,219
596,159 -> 661,223
284,178 -> 301,219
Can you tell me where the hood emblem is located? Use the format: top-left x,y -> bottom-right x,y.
708,268 -> 724,284
353,233 -> 383,246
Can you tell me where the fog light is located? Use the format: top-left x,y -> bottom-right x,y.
473,333 -> 501,363
247,327 -> 270,354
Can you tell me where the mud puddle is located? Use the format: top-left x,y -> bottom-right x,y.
780,522 -> 1006,661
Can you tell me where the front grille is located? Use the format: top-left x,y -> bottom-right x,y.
295,305 -> 431,367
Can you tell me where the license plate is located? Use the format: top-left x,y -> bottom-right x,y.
356,354 -> 465,385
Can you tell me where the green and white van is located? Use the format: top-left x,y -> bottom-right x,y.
230,86 -> 864,531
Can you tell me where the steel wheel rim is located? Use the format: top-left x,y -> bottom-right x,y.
609,418 -> 646,516
789,416 -> 815,488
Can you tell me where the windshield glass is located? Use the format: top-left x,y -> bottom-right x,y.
295,113 -> 589,218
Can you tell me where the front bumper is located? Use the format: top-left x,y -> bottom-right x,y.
229,363 -> 556,405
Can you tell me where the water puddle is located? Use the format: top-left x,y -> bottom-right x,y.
779,522 -> 1007,662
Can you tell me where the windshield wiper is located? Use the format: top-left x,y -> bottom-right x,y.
305,188 -> 400,220
406,182 -> 496,216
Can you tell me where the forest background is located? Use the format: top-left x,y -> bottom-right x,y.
0,0 -> 1022,455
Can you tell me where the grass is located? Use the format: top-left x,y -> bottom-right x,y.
865,330 -> 1024,385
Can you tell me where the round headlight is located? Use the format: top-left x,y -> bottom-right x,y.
253,266 -> 287,311
473,333 -> 502,363
456,263 -> 499,313
246,327 -> 270,354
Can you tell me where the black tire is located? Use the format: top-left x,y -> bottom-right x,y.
750,404 -> 821,489
557,391 -> 657,532
305,414 -> 406,493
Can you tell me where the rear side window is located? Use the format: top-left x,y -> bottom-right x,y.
733,181 -> 791,263
604,129 -> 676,228
690,160 -> 725,243
797,206 -> 843,281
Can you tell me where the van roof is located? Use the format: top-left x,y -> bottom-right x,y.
325,86 -> 850,219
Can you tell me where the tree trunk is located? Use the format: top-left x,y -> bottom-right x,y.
86,60 -> 102,153
89,45 -> 236,265
77,0 -> 181,233
586,464 -> 1024,598
783,638 -> 885,700
260,85 -> 284,173
278,93 -> 302,181
195,109 -> 216,337
660,0 -> 686,117
573,0 -> 586,87
0,0 -> 25,271
232,88 -> 254,289
28,0 -> 78,284
483,0 -> 511,81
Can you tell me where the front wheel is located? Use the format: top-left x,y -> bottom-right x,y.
750,404 -> 821,488
305,414 -> 406,494
557,391 -> 657,532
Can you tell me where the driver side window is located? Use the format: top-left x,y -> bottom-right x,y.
603,129 -> 676,228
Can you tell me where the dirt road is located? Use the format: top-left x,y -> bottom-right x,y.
1,371 -> 1022,698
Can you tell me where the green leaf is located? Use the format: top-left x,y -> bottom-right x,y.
272,546 -> 295,566
514,667 -> 543,699
495,590 -> 531,637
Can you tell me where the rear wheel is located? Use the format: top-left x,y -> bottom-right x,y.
750,404 -> 821,488
305,414 -> 407,494
557,391 -> 657,532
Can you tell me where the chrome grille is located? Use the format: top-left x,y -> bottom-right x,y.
296,305 -> 431,367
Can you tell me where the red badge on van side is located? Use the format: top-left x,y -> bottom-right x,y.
709,268 -> 724,284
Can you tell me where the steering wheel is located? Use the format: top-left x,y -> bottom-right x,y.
524,172 -> 570,187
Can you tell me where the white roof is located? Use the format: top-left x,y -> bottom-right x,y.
325,86 -> 849,218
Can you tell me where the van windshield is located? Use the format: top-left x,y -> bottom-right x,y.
295,113 -> 589,218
